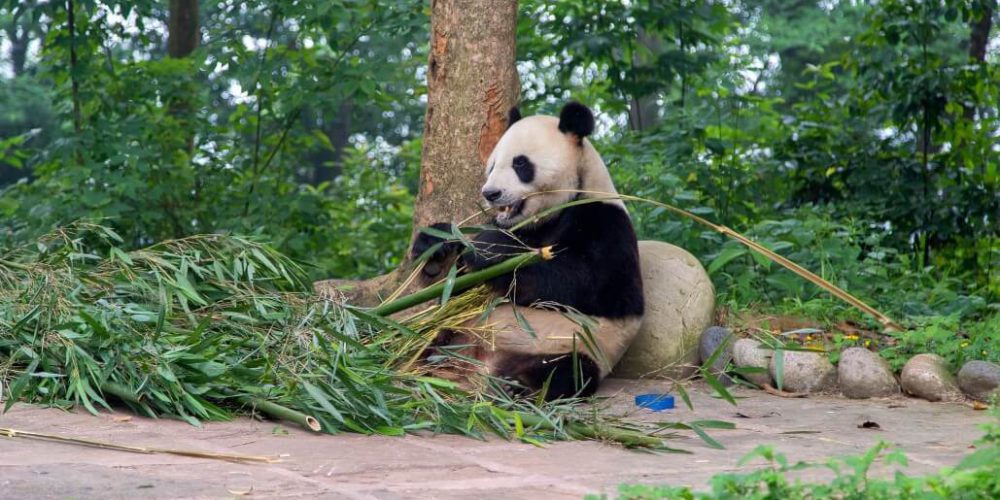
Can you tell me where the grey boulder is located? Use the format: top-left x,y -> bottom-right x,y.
957,360 -> 1000,402
900,354 -> 962,402
837,347 -> 899,399
732,338 -> 773,387
614,241 -> 715,380
770,350 -> 837,393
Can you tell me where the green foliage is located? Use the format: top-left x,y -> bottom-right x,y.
0,0 -> 423,280
596,409 -> 1000,499
0,224 -> 683,447
878,314 -> 1000,372
0,0 -> 996,331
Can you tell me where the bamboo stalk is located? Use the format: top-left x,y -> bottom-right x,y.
370,247 -> 553,317
236,395 -> 322,432
0,427 -> 276,463
518,191 -> 903,332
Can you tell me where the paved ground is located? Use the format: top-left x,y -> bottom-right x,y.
0,379 -> 992,499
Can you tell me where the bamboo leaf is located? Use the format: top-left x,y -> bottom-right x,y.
440,264 -> 459,307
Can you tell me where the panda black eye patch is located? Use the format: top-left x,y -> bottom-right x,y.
512,155 -> 535,183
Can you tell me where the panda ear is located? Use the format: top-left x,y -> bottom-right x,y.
507,106 -> 522,130
558,101 -> 595,140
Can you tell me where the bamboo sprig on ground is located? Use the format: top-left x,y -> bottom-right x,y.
0,427 -> 277,463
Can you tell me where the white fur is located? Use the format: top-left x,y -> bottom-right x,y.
482,115 -> 626,228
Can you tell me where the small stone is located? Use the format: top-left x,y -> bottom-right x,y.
770,350 -> 837,393
900,354 -> 962,402
957,360 -> 1000,402
614,242 -> 715,380
837,347 -> 899,399
699,326 -> 735,386
732,339 -> 773,387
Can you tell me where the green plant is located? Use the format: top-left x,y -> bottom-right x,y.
594,408 -> 1000,499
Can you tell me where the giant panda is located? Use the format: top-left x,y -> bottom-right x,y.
411,101 -> 644,400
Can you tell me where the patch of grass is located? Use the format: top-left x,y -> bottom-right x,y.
595,408 -> 1000,499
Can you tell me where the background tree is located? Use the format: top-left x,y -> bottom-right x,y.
0,0 -> 996,333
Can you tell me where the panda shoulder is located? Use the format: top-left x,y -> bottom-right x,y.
567,201 -> 637,240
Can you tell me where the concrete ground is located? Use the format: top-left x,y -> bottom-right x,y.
0,379 -> 992,499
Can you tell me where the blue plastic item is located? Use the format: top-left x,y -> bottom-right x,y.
635,393 -> 675,411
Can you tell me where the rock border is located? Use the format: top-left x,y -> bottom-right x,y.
700,326 -> 998,404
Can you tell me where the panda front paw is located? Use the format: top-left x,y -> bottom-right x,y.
411,222 -> 462,276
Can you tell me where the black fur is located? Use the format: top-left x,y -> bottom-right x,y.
497,353 -> 600,400
411,222 -> 463,277
507,107 -> 522,129
557,101 -> 595,140
512,155 -> 535,183
463,202 -> 644,319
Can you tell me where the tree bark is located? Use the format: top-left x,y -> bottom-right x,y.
964,5 -> 993,122
315,0 -> 521,302
7,6 -> 29,77
627,27 -> 662,132
166,0 -> 200,158
167,0 -> 200,58
411,0 -> 521,238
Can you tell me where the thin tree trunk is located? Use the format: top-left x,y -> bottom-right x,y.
66,0 -> 82,166
7,7 -> 29,77
312,100 -> 353,185
964,5 -> 993,122
626,28 -> 661,132
167,0 -> 200,156
315,0 -> 521,302
168,0 -> 200,58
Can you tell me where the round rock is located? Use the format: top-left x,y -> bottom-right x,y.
957,360 -> 1000,402
732,338 -> 773,387
614,241 -> 715,379
770,350 -> 837,393
837,347 -> 899,399
900,354 -> 962,402
699,326 -> 735,385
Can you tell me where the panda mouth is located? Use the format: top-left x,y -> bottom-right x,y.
494,199 -> 525,220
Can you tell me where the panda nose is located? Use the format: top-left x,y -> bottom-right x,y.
482,188 -> 503,202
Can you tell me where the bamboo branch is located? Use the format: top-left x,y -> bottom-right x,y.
0,427 -> 276,463
517,191 -> 903,332
370,246 -> 553,317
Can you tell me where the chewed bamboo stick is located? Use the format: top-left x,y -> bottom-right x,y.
0,427 -> 276,463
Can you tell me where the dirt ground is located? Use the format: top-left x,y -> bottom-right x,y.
0,379 -> 992,499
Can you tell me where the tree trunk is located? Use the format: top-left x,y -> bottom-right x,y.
167,0 -> 200,58
7,5 -> 29,78
311,100 -> 353,185
627,27 -> 661,132
964,5 -> 993,122
166,0 -> 200,156
411,0 -> 521,238
315,0 -> 521,302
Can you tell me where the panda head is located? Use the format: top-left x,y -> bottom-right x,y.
481,101 -> 605,228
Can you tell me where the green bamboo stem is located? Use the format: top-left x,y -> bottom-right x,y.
370,247 -> 553,317
236,395 -> 322,432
